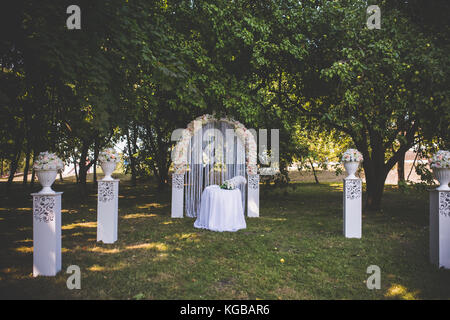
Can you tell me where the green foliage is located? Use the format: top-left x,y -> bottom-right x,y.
0,0 -> 448,199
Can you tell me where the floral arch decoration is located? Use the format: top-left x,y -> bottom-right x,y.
172,114 -> 258,175
171,114 -> 260,219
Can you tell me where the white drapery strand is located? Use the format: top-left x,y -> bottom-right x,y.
185,120 -> 246,217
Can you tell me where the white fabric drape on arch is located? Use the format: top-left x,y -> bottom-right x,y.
185,120 -> 247,218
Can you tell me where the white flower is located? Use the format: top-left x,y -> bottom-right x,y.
33,152 -> 64,172
342,149 -> 363,162
173,115 -> 258,175
430,150 -> 450,169
98,148 -> 120,164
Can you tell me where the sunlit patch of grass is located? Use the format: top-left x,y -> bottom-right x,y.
62,221 -> 97,230
126,242 -> 169,251
169,232 -> 199,241
14,246 -> 33,253
71,232 -> 84,237
88,265 -> 106,272
385,284 -> 420,300
61,209 -> 78,214
15,239 -> 32,243
89,247 -> 121,254
122,213 -> 157,219
264,217 -> 288,222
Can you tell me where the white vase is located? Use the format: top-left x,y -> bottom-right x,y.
344,161 -> 359,179
101,161 -> 116,181
35,169 -> 58,194
433,167 -> 450,191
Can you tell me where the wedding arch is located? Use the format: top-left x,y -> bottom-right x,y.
171,114 -> 260,218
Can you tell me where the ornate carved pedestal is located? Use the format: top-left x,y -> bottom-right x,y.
247,174 -> 260,217
97,180 -> 119,243
171,174 -> 184,218
430,190 -> 450,268
32,192 -> 62,277
343,178 -> 362,238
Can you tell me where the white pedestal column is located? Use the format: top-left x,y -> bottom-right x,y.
430,190 -> 450,268
97,179 -> 119,244
32,192 -> 62,277
171,174 -> 184,218
247,174 -> 260,217
343,178 -> 362,238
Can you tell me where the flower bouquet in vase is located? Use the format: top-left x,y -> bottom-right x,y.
33,152 -> 64,194
98,148 -> 120,181
430,150 -> 450,191
342,149 -> 363,179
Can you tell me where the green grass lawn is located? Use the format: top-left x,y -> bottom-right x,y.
1,178 -> 449,300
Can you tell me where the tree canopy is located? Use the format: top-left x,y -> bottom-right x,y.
1,0 -> 448,209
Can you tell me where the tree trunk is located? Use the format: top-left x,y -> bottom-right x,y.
157,170 -> 168,190
309,158 -> 319,184
77,143 -> 91,197
7,158 -> 19,185
397,152 -> 405,185
126,126 -> 137,186
357,135 -> 388,211
73,155 -> 79,183
22,145 -> 31,185
154,147 -> 169,191
7,143 -> 23,187
30,169 -> 35,187
93,138 -> 99,184
365,169 -> 387,211
362,143 -> 409,210
30,150 -> 36,187
93,161 -> 97,183
78,144 -> 89,185
407,149 -> 419,181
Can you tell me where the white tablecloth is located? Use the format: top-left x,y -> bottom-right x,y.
194,185 -> 246,232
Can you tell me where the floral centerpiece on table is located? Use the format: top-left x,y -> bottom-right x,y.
33,151 -> 64,194
429,150 -> 450,191
341,149 -> 363,163
220,180 -> 236,190
98,148 -> 120,181
220,176 -> 247,190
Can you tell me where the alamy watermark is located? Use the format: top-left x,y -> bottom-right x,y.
66,265 -> 81,290
66,5 -> 81,30
366,265 -> 381,289
66,4 -> 380,31
367,5 -> 381,30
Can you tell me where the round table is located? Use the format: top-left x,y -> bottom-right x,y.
194,185 -> 246,232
